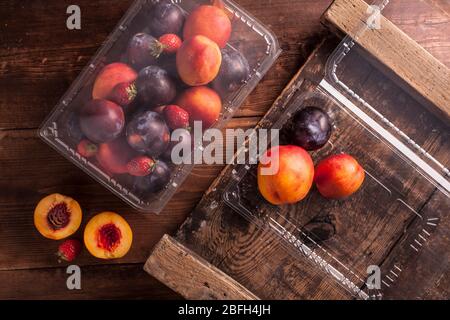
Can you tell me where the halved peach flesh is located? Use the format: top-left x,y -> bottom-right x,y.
84,212 -> 133,260
34,194 -> 82,240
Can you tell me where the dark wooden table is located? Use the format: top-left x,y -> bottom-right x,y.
0,0 -> 448,299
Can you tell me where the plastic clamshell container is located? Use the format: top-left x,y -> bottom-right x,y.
39,0 -> 281,214
223,0 -> 449,299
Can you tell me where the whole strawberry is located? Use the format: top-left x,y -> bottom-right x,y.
57,239 -> 82,263
77,139 -> 98,158
163,105 -> 190,130
127,156 -> 156,177
159,34 -> 182,54
109,81 -> 137,106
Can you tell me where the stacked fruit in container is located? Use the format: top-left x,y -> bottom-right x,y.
257,107 -> 365,206
67,1 -> 251,199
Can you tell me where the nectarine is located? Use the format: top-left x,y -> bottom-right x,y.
97,137 -> 137,175
183,5 -> 232,48
176,86 -> 222,129
92,63 -> 137,100
314,153 -> 365,199
257,145 -> 314,205
176,35 -> 222,86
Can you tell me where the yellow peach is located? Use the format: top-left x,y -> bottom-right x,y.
34,194 -> 82,240
84,212 -> 132,260
176,35 -> 222,86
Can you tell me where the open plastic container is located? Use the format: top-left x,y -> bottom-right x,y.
223,0 -> 449,299
39,0 -> 281,214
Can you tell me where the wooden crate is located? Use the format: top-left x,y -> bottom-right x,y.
145,0 -> 450,300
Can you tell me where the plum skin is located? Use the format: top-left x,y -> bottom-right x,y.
79,99 -> 125,144
126,111 -> 170,158
149,2 -> 185,37
136,66 -> 177,107
133,160 -> 171,194
127,33 -> 160,70
66,112 -> 84,143
212,48 -> 250,97
291,107 -> 332,151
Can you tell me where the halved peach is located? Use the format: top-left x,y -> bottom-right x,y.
34,194 -> 82,240
84,212 -> 133,260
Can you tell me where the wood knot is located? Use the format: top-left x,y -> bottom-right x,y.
300,214 -> 336,246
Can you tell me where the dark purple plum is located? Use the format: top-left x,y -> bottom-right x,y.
149,2 -> 184,37
126,111 -> 170,157
127,33 -> 164,70
212,48 -> 250,98
136,66 -> 176,107
161,128 -> 192,163
133,160 -> 171,194
79,99 -> 125,143
291,107 -> 332,151
66,112 -> 84,143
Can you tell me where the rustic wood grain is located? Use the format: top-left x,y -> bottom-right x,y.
2,0 -> 448,129
0,0 -> 333,130
379,190 -> 450,299
322,0 -> 450,119
173,30 -> 450,299
175,40 -> 356,300
0,0 -> 448,299
0,117 -> 256,271
0,263 -> 182,300
382,0 -> 450,68
0,0 -> 334,299
144,235 -> 259,300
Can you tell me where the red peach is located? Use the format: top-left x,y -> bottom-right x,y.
96,137 -> 137,175
92,63 -> 137,100
257,145 -> 314,205
176,86 -> 222,129
176,35 -> 222,86
183,5 -> 232,48
314,154 -> 365,199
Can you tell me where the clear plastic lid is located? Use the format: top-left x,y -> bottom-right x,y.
223,0 -> 449,299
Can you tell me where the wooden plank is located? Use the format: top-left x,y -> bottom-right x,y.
322,0 -> 450,119
184,203 -> 353,299
381,0 -> 450,67
175,39 -> 354,300
1,0 -> 449,300
144,235 -> 259,300
0,263 -> 181,300
173,33 -> 450,299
